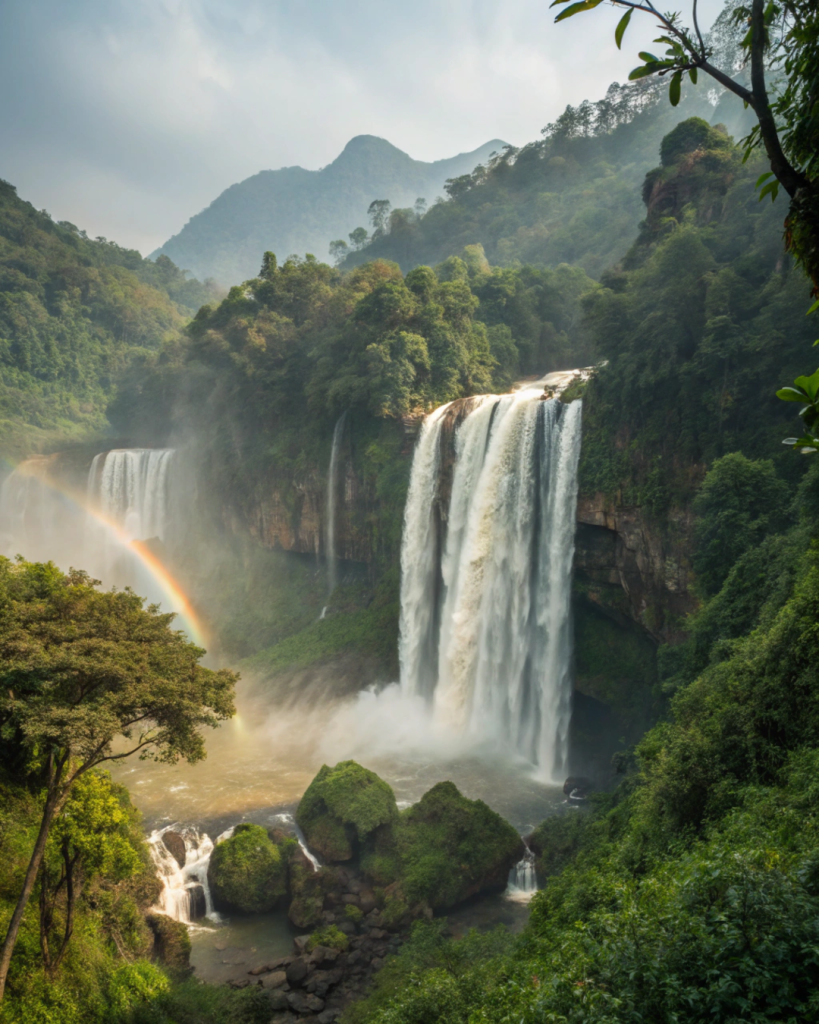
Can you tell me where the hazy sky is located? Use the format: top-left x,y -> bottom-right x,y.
0,0 -> 725,255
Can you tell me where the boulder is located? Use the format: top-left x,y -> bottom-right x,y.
146,913 -> 191,973
262,970 -> 288,989
287,991 -> 325,1014
563,776 -> 593,799
361,780 -> 523,913
289,849 -> 329,929
268,990 -> 292,1012
187,882 -> 206,921
162,830 -> 187,868
286,958 -> 311,987
308,945 -> 340,969
296,761 -> 398,862
207,823 -> 290,913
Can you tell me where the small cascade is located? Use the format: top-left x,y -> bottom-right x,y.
507,841 -> 538,902
326,411 -> 348,596
271,813 -> 321,871
398,388 -> 582,780
147,826 -> 217,923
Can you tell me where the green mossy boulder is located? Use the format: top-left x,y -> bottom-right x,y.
207,823 -> 290,913
528,811 -> 590,879
363,780 -> 523,911
297,760 -> 399,862
147,912 -> 191,973
288,849 -> 334,929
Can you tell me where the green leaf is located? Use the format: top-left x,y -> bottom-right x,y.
689,66 -> 698,84
776,387 -> 810,402
629,64 -> 659,80
554,0 -> 602,21
807,299 -> 819,315
756,171 -> 774,187
669,70 -> 682,106
758,180 -> 780,203
615,7 -> 632,48
638,51 -> 660,62
794,370 -> 819,402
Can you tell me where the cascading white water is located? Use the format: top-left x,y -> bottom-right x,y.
506,842 -> 538,902
326,412 -> 348,596
399,390 -> 582,782
270,812 -> 321,871
88,448 -> 175,542
147,826 -> 218,923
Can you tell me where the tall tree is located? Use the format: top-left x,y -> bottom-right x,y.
0,560 -> 237,1001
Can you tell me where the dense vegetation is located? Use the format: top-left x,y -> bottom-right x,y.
341,76 -> 750,278
0,179 -> 218,458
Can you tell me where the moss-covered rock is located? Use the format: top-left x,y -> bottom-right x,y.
528,812 -> 590,879
147,913 -> 191,974
363,781 -> 523,911
207,823 -> 290,913
297,761 -> 398,862
288,848 -> 332,929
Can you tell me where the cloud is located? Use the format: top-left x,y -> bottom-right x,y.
0,0 -> 726,255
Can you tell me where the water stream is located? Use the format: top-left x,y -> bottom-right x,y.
326,410 -> 348,596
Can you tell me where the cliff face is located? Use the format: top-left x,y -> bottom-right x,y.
575,494 -> 696,644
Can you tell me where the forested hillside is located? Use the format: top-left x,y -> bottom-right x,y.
152,135 -> 505,287
0,180 -> 219,458
342,77 -> 752,277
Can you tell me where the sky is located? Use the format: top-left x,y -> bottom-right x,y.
0,0 -> 725,255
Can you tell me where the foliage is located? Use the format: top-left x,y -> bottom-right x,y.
306,924 -> 349,953
297,761 -> 398,862
341,921 -> 513,1024
124,977 -> 272,1024
207,824 -> 288,913
692,452 -> 787,595
577,120 -> 815,510
0,179 -> 216,458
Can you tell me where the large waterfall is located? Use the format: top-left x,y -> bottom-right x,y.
399,389 -> 582,782
88,448 -> 175,542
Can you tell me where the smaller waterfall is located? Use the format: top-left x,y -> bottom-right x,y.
88,448 -> 175,542
271,813 -> 321,871
507,841 -> 538,902
147,826 -> 217,923
326,411 -> 348,596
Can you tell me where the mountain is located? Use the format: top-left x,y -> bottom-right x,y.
151,135 -> 506,286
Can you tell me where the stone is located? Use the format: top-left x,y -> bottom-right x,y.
294,935 -> 312,954
268,990 -> 291,1012
287,991 -> 325,1014
358,890 -> 377,914
317,1012 -> 339,1024
368,928 -> 387,940
341,893 -> 360,906
228,979 -> 250,989
188,883 -> 207,921
286,958 -> 311,987
336,920 -> 356,935
308,946 -> 339,969
262,971 -> 288,989
563,776 -> 593,799
162,830 -> 187,868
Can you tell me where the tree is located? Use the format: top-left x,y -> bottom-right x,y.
348,226 -> 369,250
329,239 -> 349,266
414,198 -> 427,218
368,200 -> 392,237
0,560 -> 237,1000
38,771 -> 143,974
550,0 -> 819,290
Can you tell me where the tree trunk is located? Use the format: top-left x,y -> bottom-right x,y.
0,787 -> 65,1001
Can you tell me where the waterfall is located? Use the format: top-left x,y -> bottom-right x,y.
507,842 -> 537,901
147,826 -> 217,923
271,813 -> 321,871
398,390 -> 582,781
88,448 -> 175,542
398,402 -> 451,700
326,411 -> 348,596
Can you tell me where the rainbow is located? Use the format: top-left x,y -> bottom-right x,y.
5,457 -> 209,649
